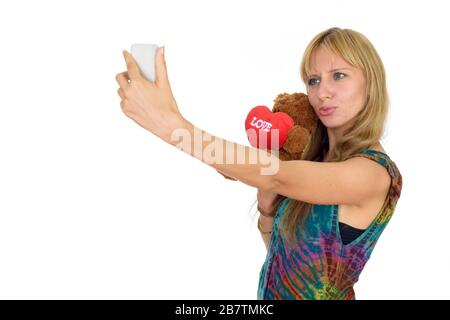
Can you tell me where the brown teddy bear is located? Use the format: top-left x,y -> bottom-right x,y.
218,92 -> 319,180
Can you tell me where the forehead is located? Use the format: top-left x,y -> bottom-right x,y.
309,46 -> 353,74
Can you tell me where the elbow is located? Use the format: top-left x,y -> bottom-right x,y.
269,174 -> 282,195
265,180 -> 281,196
259,179 -> 280,194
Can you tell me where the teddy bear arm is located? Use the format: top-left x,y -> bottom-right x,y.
283,125 -> 311,154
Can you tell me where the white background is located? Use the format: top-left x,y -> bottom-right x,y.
0,0 -> 449,299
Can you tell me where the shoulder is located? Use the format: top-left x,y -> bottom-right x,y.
343,155 -> 391,206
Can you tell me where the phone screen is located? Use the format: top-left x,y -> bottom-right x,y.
130,43 -> 158,82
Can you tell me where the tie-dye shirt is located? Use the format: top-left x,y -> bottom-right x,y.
257,150 -> 403,300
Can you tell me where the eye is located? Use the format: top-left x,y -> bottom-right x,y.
334,72 -> 346,80
307,78 -> 319,86
307,72 -> 346,86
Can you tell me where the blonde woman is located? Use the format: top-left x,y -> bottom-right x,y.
116,27 -> 403,300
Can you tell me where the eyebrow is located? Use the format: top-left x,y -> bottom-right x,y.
308,67 -> 352,78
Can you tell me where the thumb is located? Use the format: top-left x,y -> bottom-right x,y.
155,46 -> 170,88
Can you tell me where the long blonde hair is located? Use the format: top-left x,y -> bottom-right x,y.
267,27 -> 390,247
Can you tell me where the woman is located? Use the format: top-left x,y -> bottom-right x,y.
116,27 -> 403,300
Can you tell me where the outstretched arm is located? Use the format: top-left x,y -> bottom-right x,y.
115,47 -> 388,208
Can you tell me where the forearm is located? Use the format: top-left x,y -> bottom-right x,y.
163,117 -> 280,191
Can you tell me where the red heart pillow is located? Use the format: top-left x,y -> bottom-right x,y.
245,105 -> 294,150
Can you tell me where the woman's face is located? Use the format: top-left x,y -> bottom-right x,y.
306,46 -> 367,129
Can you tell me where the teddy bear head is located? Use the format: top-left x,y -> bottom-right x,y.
271,92 -> 319,161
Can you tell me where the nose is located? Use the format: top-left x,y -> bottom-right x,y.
317,78 -> 334,101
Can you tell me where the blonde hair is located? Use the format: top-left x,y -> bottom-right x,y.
269,27 -> 390,247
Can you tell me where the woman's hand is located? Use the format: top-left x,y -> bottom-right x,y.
116,47 -> 185,140
257,188 -> 278,217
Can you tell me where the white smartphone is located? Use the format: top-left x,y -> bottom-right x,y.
130,43 -> 159,82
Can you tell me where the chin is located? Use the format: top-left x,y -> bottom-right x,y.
320,118 -> 336,125
321,120 -> 344,129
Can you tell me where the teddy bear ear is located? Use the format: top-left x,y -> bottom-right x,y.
272,93 -> 289,112
283,125 -> 311,154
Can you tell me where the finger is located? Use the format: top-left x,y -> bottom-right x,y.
122,50 -> 142,81
117,87 -> 126,100
120,100 -> 131,114
155,46 -> 171,89
116,71 -> 130,88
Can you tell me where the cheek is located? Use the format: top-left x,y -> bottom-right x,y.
353,85 -> 367,108
352,77 -> 367,102
343,83 -> 365,106
307,89 -> 320,107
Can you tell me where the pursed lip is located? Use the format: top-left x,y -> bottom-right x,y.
319,106 -> 337,111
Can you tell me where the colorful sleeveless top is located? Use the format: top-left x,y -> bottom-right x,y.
257,150 -> 403,300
